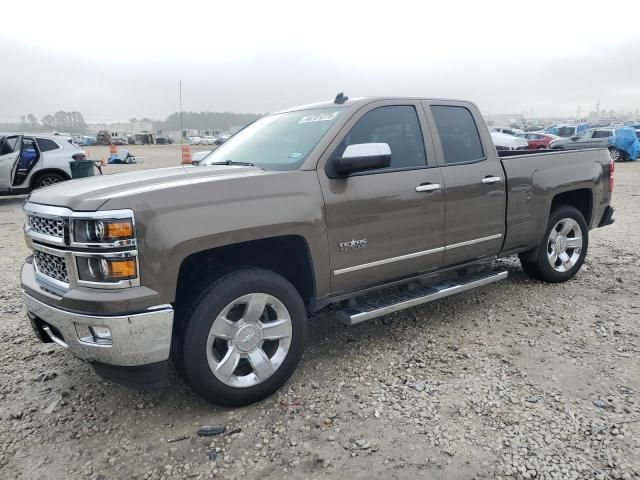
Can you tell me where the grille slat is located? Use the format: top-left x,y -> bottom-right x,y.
27,215 -> 64,238
33,251 -> 69,284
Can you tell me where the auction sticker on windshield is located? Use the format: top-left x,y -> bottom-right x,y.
298,112 -> 340,123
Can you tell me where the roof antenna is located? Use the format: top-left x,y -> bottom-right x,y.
334,92 -> 348,105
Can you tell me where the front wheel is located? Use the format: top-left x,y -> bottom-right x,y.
176,268 -> 307,406
519,205 -> 588,283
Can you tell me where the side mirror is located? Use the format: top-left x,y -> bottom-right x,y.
571,136 -> 580,141
333,143 -> 391,175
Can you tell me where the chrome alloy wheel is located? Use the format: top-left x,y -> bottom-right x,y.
609,148 -> 621,162
206,293 -> 292,388
547,218 -> 583,272
40,175 -> 62,187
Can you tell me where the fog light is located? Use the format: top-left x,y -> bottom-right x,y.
89,326 -> 112,341
76,324 -> 112,345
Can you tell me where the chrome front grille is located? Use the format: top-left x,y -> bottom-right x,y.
33,250 -> 69,284
27,215 -> 65,239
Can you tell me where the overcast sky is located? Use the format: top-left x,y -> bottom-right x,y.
2,0 -> 639,123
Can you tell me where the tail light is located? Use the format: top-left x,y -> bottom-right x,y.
609,158 -> 614,192
72,153 -> 86,161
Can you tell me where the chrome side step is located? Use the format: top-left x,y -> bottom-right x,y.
336,270 -> 508,326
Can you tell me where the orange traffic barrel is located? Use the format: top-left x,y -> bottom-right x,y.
109,144 -> 117,155
181,144 -> 193,165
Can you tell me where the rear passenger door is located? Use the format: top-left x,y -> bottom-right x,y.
424,102 -> 506,266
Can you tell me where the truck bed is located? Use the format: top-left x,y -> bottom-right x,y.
498,147 -> 613,256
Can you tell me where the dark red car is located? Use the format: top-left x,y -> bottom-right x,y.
522,132 -> 558,149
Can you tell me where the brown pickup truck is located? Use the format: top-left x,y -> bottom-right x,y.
21,96 -> 615,406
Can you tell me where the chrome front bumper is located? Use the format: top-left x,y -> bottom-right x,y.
24,293 -> 174,367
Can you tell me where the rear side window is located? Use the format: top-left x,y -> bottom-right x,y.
36,138 -> 60,152
592,130 -> 612,139
430,106 -> 484,164
333,105 -> 427,171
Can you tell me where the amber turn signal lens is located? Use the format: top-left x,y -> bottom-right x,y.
104,221 -> 134,240
107,259 -> 137,279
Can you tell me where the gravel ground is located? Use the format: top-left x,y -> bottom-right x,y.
0,151 -> 638,480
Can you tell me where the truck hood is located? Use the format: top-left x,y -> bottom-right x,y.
27,165 -> 266,211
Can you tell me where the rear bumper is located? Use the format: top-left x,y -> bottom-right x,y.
598,206 -> 615,227
24,292 -> 173,367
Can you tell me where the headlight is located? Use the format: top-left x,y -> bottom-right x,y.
76,254 -> 138,283
73,218 -> 134,244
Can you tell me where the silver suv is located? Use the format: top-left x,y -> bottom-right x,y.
0,133 -> 85,195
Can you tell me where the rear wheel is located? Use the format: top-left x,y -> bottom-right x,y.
175,268 -> 307,406
519,205 -> 588,283
34,172 -> 65,189
608,147 -> 625,162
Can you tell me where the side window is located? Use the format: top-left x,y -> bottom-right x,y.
430,106 -> 484,164
580,130 -> 593,139
36,138 -> 60,152
333,106 -> 427,170
0,136 -> 20,156
592,130 -> 612,139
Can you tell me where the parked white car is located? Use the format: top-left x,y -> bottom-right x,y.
490,126 -> 525,136
490,131 -> 529,151
187,136 -> 203,145
0,133 -> 85,195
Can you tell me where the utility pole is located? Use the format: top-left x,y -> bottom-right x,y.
179,80 -> 184,147
595,99 -> 600,117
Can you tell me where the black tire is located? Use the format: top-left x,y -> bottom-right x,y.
519,205 -> 589,283
33,172 -> 66,189
174,267 -> 307,407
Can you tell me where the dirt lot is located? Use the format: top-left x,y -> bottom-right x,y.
0,148 -> 638,480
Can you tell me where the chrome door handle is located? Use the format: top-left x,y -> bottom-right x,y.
481,176 -> 501,184
416,183 -> 441,192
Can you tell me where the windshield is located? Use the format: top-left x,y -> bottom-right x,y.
200,108 -> 342,170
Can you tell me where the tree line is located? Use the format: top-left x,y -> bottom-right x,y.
0,110 -> 263,134
154,111 -> 263,133
0,111 -> 88,133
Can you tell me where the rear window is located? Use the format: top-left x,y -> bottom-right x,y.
36,138 -> 60,152
430,106 -> 484,164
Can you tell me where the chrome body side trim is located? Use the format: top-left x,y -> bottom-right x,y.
333,247 -> 445,276
445,234 -> 503,250
24,292 -> 174,366
333,234 -> 503,275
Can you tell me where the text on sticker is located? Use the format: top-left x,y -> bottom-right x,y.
298,112 -> 340,124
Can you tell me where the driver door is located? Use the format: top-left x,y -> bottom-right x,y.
317,101 -> 445,294
0,135 -> 22,191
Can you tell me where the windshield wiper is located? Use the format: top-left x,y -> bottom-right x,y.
208,160 -> 254,166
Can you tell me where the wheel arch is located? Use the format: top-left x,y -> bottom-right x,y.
550,189 -> 593,226
29,168 -> 71,190
174,235 -> 316,314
